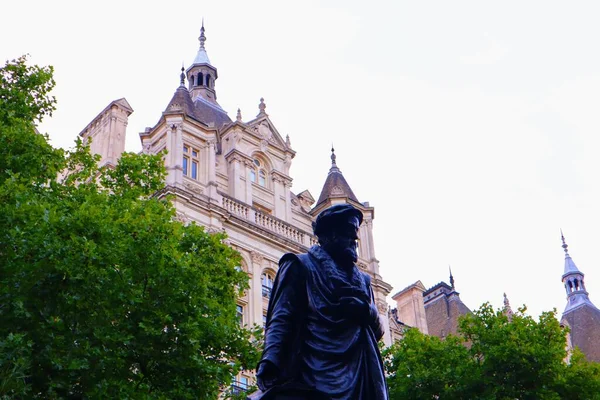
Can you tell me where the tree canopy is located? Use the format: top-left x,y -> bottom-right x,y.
384,303 -> 600,400
0,56 -> 260,399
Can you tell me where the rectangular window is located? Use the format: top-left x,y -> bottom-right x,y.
236,305 -> 244,326
191,161 -> 198,179
183,156 -> 189,176
182,144 -> 200,180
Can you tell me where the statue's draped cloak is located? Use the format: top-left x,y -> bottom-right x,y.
260,245 -> 388,400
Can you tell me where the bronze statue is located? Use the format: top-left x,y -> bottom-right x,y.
252,204 -> 388,400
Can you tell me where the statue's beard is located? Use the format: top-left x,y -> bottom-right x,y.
323,242 -> 357,269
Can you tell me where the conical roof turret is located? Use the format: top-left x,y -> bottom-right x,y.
315,147 -> 360,206
560,232 -> 597,314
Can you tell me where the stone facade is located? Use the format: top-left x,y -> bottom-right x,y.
78,26 -> 396,392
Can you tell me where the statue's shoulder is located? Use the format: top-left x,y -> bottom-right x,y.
278,252 -> 314,275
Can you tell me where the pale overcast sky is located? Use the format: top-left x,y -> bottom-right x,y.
4,1 -> 600,319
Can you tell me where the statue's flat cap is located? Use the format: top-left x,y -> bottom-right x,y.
312,204 -> 363,236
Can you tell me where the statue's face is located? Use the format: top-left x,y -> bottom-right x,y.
322,216 -> 360,268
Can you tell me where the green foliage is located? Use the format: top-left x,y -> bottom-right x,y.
0,56 -> 261,398
0,55 -> 64,184
384,303 -> 600,400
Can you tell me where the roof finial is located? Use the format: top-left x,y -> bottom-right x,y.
561,229 -> 570,257
236,108 -> 242,122
180,65 -> 185,86
331,145 -> 337,166
258,97 -> 267,116
286,134 -> 291,147
449,265 -> 455,289
199,20 -> 206,50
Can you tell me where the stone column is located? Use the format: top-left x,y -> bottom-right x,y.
244,160 -> 254,205
272,175 -> 284,219
250,251 -> 264,327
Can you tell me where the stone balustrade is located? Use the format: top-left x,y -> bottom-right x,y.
223,196 -> 249,219
221,195 -> 314,248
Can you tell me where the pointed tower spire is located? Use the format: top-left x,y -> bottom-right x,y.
449,265 -> 455,289
186,22 -> 220,104
560,231 -> 597,314
315,147 -> 360,207
180,66 -> 185,87
562,230 -> 581,275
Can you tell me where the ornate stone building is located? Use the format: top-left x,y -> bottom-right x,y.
559,234 -> 600,362
77,25 -> 396,391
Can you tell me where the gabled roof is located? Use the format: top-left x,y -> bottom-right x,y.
392,280 -> 427,300
79,98 -> 133,137
163,86 -> 231,129
315,149 -> 359,207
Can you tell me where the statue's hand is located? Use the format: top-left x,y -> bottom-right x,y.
256,360 -> 279,392
338,296 -> 370,324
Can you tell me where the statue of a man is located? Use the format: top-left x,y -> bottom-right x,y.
253,204 -> 388,400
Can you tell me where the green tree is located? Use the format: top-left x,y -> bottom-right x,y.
384,303 -> 600,400
0,56 -> 261,399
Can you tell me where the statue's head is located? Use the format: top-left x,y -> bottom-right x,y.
312,204 -> 363,269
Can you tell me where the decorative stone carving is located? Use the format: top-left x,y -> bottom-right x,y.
184,182 -> 204,195
257,121 -> 272,141
251,251 -> 263,264
260,139 -> 268,152
174,210 -> 189,224
377,300 -> 389,314
331,185 -> 344,195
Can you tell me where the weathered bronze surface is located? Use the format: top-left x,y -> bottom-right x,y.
251,204 -> 389,400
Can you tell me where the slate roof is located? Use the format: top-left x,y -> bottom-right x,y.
315,163 -> 360,206
163,86 -> 231,129
562,305 -> 600,362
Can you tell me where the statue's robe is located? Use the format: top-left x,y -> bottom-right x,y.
258,245 -> 388,400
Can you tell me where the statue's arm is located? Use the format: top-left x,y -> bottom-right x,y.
260,254 -> 305,369
365,274 -> 384,341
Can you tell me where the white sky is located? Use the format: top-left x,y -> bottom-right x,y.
4,0 -> 600,319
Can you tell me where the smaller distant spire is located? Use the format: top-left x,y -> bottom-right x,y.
503,292 -> 513,320
236,108 -> 242,122
258,97 -> 267,116
449,265 -> 455,289
199,19 -> 206,50
180,66 -> 185,86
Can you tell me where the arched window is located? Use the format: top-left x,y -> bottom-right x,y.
262,272 -> 274,298
250,158 -> 268,187
206,74 -> 211,88
258,170 -> 266,186
197,72 -> 203,86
